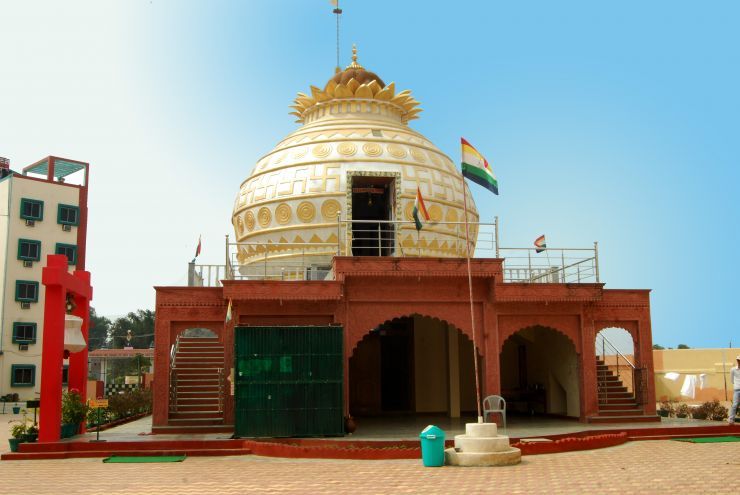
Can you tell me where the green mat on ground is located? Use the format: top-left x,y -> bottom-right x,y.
103,455 -> 186,463
673,436 -> 740,443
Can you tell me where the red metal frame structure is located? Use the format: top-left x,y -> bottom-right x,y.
38,255 -> 92,443
153,257 -> 657,432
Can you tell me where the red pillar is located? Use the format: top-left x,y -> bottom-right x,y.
68,270 -> 91,433
38,257 -> 67,442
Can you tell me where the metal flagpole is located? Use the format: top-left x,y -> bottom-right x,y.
461,175 -> 483,423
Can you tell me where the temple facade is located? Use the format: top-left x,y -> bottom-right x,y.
152,50 -> 657,435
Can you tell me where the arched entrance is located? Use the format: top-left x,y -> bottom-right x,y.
349,315 -> 482,418
595,327 -> 636,394
500,326 -> 580,418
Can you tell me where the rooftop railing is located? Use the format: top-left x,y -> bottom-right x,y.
187,217 -> 599,285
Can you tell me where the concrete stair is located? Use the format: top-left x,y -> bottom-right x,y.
587,359 -> 659,424
168,337 -> 226,431
444,422 -> 521,467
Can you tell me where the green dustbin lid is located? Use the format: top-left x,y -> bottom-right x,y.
420,424 -> 445,440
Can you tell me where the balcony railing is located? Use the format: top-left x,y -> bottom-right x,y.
187,217 -> 599,285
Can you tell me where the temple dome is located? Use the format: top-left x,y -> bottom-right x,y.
232,46 -> 479,276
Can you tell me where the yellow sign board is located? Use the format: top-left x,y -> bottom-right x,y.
88,399 -> 109,408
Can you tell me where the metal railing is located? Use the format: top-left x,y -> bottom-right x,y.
596,333 -> 646,406
187,217 -> 600,285
500,244 -> 599,284
168,335 -> 181,414
217,368 -> 225,413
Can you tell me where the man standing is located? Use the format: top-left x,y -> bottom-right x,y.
730,355 -> 740,425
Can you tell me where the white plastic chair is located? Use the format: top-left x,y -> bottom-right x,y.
483,395 -> 506,430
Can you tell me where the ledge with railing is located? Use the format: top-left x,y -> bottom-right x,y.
187,217 -> 600,286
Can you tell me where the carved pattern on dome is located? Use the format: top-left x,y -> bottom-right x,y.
387,144 -> 407,159
362,143 -> 383,157
410,148 -> 426,163
428,204 -> 443,222
429,152 -> 443,166
258,207 -> 272,228
321,199 -> 341,220
236,215 -> 245,235
312,144 -> 332,158
246,211 -> 255,232
274,152 -> 286,164
297,201 -> 316,223
275,203 -> 292,224
291,80 -> 422,124
292,147 -> 308,159
337,142 -> 357,156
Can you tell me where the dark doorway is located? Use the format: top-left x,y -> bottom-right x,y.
351,176 -> 395,256
380,320 -> 413,411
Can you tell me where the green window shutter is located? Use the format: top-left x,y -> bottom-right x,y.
12,323 -> 37,344
10,365 -> 36,387
20,198 -> 44,221
55,243 -> 77,265
15,280 -> 40,302
17,239 -> 41,261
57,204 -> 80,226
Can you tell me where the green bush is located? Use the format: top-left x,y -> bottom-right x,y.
107,388 -> 152,420
675,403 -> 691,418
693,400 -> 728,421
62,390 -> 89,425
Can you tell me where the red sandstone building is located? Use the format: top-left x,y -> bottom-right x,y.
152,54 -> 657,435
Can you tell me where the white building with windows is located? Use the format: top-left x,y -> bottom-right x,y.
0,156 -> 89,400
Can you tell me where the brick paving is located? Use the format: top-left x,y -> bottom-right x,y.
0,440 -> 737,494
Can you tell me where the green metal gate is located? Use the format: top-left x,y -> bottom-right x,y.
234,326 -> 344,437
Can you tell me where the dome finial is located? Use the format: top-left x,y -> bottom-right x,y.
346,43 -> 364,70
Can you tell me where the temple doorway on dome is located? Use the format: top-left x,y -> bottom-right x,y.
349,315 -> 481,422
350,176 -> 395,256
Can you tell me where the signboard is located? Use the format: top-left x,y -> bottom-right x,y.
88,399 -> 109,408
26,400 -> 40,409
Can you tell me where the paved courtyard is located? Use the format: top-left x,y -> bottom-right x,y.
0,439 -> 737,494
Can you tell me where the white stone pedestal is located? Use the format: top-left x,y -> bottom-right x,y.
444,422 -> 521,467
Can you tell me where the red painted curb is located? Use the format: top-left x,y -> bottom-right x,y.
511,432 -> 628,455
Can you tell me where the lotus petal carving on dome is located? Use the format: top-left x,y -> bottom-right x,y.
291,75 -> 421,124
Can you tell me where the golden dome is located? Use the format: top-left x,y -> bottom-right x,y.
232,46 -> 479,276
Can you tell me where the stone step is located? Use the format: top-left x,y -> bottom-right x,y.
586,414 -> 660,424
444,447 -> 521,466
466,422 -> 499,437
454,434 -> 511,453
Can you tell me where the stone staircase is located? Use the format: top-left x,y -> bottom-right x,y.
164,336 -> 231,433
587,358 -> 658,423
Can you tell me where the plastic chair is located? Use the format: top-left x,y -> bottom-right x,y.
483,395 -> 506,430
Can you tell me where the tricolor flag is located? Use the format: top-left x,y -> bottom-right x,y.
194,235 -> 202,259
225,299 -> 233,323
412,187 -> 431,231
534,235 -> 547,253
461,138 -> 498,195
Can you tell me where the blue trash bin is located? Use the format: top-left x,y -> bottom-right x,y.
419,425 -> 446,467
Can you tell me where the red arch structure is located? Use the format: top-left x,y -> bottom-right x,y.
153,257 -> 657,432
39,254 -> 92,443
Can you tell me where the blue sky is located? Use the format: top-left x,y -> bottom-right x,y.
0,1 -> 738,348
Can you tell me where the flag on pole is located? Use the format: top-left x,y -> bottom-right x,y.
412,187 -> 431,231
461,138 -> 498,195
225,299 -> 232,323
194,235 -> 202,259
534,235 -> 547,253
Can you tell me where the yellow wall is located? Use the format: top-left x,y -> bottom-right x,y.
413,315 -> 447,413
653,348 -> 740,403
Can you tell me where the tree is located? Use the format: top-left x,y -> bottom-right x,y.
88,307 -> 111,351
652,344 -> 665,350
110,310 -> 155,349
677,344 -> 690,349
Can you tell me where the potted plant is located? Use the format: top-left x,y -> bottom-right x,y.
657,400 -> 674,418
61,389 -> 89,438
675,403 -> 690,419
8,412 -> 30,452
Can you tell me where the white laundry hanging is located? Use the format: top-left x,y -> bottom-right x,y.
664,372 -> 680,381
698,373 -> 707,390
680,374 -> 697,398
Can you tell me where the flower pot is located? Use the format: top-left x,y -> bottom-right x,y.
60,423 -> 79,439
657,410 -> 670,417
8,438 -> 22,453
12,406 -> 20,414
22,432 -> 38,443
